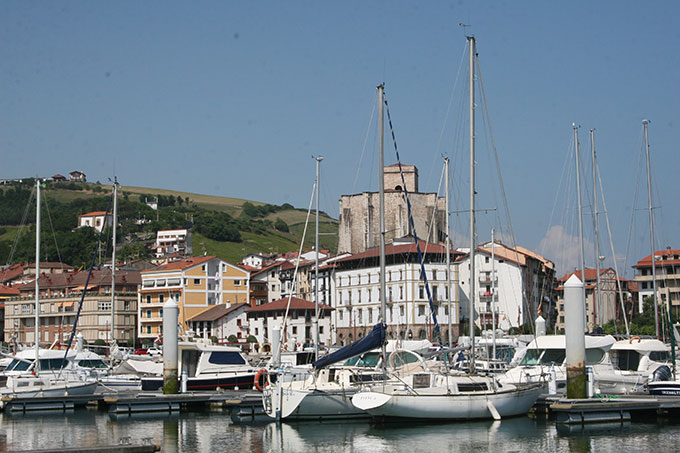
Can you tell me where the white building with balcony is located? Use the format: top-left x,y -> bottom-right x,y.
153,229 -> 192,260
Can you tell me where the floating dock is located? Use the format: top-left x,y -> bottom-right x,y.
535,394 -> 680,424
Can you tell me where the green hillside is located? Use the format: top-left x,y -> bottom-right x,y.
0,180 -> 338,267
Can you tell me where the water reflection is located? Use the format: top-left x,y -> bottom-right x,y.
0,409 -> 679,452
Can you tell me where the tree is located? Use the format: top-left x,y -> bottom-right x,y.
274,218 -> 289,232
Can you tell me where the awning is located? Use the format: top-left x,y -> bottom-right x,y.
142,280 -> 155,288
167,278 -> 181,286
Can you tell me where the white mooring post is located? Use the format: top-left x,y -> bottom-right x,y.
271,325 -> 281,368
564,274 -> 586,399
163,299 -> 179,394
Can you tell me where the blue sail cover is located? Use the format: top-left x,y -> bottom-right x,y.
312,323 -> 386,369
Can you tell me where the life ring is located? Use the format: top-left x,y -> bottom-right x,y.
630,336 -> 641,344
254,368 -> 269,392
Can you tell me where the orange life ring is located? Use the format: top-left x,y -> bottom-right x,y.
630,336 -> 641,344
254,368 -> 269,392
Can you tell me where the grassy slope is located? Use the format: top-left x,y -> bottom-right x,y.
2,183 -> 339,261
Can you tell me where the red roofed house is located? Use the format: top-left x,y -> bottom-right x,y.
633,247 -> 680,314
78,211 -> 112,233
246,296 -> 333,347
138,256 -> 250,344
555,267 -> 636,332
186,303 -> 250,343
69,170 -> 86,182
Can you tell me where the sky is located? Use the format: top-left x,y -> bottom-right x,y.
2,1 -> 678,278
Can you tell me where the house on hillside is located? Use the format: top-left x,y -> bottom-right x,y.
69,171 -> 86,182
78,211 -> 112,233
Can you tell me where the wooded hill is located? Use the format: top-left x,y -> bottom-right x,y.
0,180 -> 338,268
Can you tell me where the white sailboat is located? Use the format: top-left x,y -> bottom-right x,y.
0,180 -> 98,398
262,90 -> 391,419
351,36 -> 544,421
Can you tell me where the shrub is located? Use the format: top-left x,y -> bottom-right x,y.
246,335 -> 257,343
227,335 -> 238,343
210,335 -> 218,344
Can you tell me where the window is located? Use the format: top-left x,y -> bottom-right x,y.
485,256 -> 489,263
320,326 -> 324,334
419,286 -> 424,299
146,309 -> 152,318
339,310 -> 343,321
418,305 -> 425,316
208,351 -> 246,365
399,305 -> 405,316
292,326 -> 298,335
368,309 -> 373,324
98,301 -> 112,311
234,280 -> 241,286
146,325 -> 152,334
146,295 -> 151,304
159,295 -> 164,303
194,278 -> 200,285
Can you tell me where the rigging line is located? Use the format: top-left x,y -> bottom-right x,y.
539,135 -> 572,259
596,156 -> 630,336
59,190 -> 114,376
353,98 -> 377,193
42,193 -> 64,266
430,43 -> 468,189
383,93 -> 442,345
3,188 -> 35,274
280,179 -> 316,341
478,56 -> 535,332
624,129 -> 647,281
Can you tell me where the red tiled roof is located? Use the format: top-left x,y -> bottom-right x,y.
557,268 -> 615,282
335,240 -> 462,264
79,211 -> 109,217
188,303 -> 248,322
1,263 -> 26,283
246,296 -> 333,313
250,262 -> 283,277
19,269 -> 141,291
143,255 -> 216,273
633,249 -> 680,268
0,284 -> 20,296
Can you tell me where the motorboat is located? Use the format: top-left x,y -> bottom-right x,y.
141,340 -> 258,391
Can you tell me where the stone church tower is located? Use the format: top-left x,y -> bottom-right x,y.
337,164 -> 446,254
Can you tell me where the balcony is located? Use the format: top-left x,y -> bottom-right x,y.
478,275 -> 498,284
479,289 -> 493,301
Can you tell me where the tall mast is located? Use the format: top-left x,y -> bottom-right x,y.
574,125 -> 588,327
378,83 -> 387,368
643,119 -> 659,338
491,228 -> 496,361
34,179 -> 41,374
314,156 -> 323,361
590,130 -> 602,326
111,177 -> 118,344
467,36 -> 476,374
445,157 -> 452,347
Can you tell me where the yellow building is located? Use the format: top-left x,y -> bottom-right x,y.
138,256 -> 250,342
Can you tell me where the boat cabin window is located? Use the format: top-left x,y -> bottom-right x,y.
39,358 -> 70,370
390,351 -> 421,368
458,382 -> 488,392
650,351 -> 670,362
585,348 -> 606,365
612,350 -> 640,371
207,351 -> 247,366
520,349 -> 565,366
342,352 -> 380,367
78,359 -> 108,369
6,359 -> 32,372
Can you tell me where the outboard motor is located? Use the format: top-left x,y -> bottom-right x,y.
651,365 -> 673,382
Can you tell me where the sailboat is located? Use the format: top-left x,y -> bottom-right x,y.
351,37 -> 544,420
0,180 -> 98,398
261,86 -> 391,420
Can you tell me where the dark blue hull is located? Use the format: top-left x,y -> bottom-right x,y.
141,372 -> 258,392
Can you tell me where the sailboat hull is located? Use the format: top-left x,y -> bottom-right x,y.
353,383 -> 544,420
263,386 -> 368,420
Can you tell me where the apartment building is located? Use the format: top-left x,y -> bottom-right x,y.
138,256 -> 250,342
633,247 -> 680,314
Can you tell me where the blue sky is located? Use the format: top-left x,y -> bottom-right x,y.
2,1 -> 678,277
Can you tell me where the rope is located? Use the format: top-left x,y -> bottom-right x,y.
383,92 -> 442,346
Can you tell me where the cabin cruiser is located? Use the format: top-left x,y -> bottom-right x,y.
0,349 -> 98,398
141,340 -> 258,391
501,334 -> 669,395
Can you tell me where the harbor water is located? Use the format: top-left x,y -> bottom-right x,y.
1,408 -> 679,452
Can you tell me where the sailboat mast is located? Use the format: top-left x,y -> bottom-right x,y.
445,157 -> 452,347
378,84 -> 387,367
467,36 -> 476,374
590,130 -> 602,327
35,179 -> 41,374
643,119 -> 659,338
491,228 -> 496,360
574,125 -> 588,327
111,178 -> 118,343
314,156 -> 323,361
